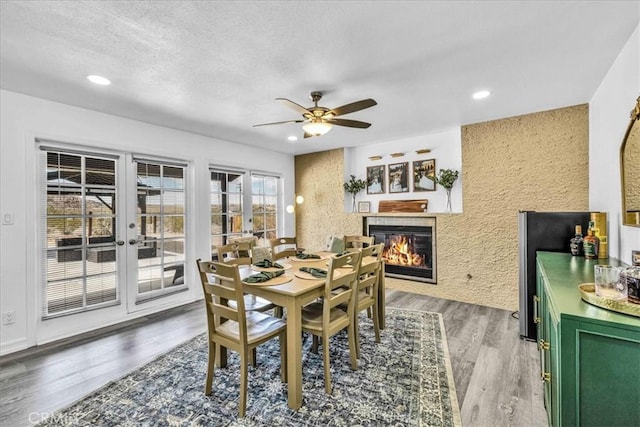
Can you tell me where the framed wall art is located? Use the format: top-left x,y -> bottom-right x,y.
358,201 -> 371,213
366,165 -> 385,194
413,159 -> 436,191
388,162 -> 409,193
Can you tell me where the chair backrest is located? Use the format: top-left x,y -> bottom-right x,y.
196,259 -> 248,342
323,250 -> 362,313
344,235 -> 374,250
269,236 -> 298,260
216,241 -> 253,266
357,243 -> 384,293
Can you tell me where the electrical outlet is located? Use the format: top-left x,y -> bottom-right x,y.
3,311 -> 16,325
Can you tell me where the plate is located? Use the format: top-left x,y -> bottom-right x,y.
294,269 -> 342,280
578,283 -> 640,318
251,264 -> 292,272
242,274 -> 292,287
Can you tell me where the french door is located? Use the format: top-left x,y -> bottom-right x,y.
40,143 -> 187,318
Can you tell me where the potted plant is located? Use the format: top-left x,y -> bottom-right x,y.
343,174 -> 367,212
429,168 -> 459,212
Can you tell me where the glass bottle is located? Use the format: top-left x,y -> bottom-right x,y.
569,225 -> 584,256
623,266 -> 640,304
583,222 -> 600,260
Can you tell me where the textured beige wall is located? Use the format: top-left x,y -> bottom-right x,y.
295,149 -> 362,250
295,104 -> 589,310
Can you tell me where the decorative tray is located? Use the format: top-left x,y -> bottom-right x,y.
578,283 -> 640,318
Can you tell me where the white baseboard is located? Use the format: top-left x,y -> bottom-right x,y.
0,338 -> 28,356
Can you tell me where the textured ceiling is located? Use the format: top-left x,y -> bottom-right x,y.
1,1 -> 638,155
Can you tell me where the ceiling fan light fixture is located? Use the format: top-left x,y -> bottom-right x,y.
302,120 -> 332,136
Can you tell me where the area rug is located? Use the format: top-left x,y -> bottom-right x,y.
38,308 -> 461,426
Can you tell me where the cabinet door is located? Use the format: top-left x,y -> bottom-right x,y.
535,268 -> 546,380
547,305 -> 560,427
541,287 -> 559,426
561,318 -> 640,427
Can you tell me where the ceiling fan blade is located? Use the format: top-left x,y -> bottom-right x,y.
253,119 -> 304,127
276,98 -> 311,116
326,118 -> 371,129
330,98 -> 377,117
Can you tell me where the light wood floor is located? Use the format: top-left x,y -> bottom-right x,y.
0,290 -> 547,426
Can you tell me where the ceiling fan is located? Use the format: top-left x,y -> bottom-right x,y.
253,91 -> 377,138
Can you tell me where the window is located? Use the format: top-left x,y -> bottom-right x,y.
42,150 -> 119,316
252,174 -> 279,245
210,169 -> 244,253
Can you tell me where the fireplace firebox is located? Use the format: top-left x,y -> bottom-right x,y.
368,219 -> 436,283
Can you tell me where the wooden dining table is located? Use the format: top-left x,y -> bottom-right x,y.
240,255 -> 327,410
215,251 -> 385,411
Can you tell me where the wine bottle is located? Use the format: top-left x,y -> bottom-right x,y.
569,225 -> 583,256
583,222 -> 600,260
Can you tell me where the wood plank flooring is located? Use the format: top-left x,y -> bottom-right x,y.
0,290 -> 547,426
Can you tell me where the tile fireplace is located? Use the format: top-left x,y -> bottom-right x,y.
365,216 -> 436,283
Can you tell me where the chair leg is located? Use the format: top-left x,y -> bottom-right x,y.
312,335 -> 319,354
274,306 -> 283,318
239,352 -> 248,417
367,307 -> 372,318
250,348 -> 257,367
348,322 -> 358,371
354,311 -> 361,359
205,341 -> 216,395
322,333 -> 332,394
372,302 -> 381,343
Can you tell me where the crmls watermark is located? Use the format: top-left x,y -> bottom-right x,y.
28,412 -> 83,425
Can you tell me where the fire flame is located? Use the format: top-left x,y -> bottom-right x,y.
383,235 -> 425,267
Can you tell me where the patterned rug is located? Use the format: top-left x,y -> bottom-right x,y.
39,308 -> 461,426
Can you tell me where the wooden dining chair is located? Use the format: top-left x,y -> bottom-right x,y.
214,244 -> 278,314
343,235 -> 374,250
216,241 -> 253,266
195,259 -> 287,417
300,250 -> 361,394
350,243 -> 384,359
269,236 -> 298,260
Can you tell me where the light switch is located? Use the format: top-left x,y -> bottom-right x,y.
3,213 -> 14,225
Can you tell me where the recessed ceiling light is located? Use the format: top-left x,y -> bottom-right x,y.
87,75 -> 111,86
287,136 -> 298,141
472,90 -> 491,100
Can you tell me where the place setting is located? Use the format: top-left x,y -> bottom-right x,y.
251,259 -> 292,272
287,251 -> 331,262
294,266 -> 342,280
242,269 -> 292,286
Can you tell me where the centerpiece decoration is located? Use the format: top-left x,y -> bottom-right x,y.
343,174 -> 367,213
429,168 -> 459,212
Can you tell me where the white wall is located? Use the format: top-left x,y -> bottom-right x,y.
0,90 -> 294,355
344,128 -> 462,213
590,24 -> 640,265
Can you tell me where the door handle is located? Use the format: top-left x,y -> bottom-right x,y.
115,240 -> 125,246
129,239 -> 140,245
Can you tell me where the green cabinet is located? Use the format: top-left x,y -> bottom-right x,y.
535,252 -> 640,426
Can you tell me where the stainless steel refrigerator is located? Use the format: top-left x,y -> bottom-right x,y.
518,210 -> 591,340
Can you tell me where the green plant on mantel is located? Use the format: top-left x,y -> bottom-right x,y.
343,174 -> 366,212
428,168 -> 459,190
428,168 -> 459,212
